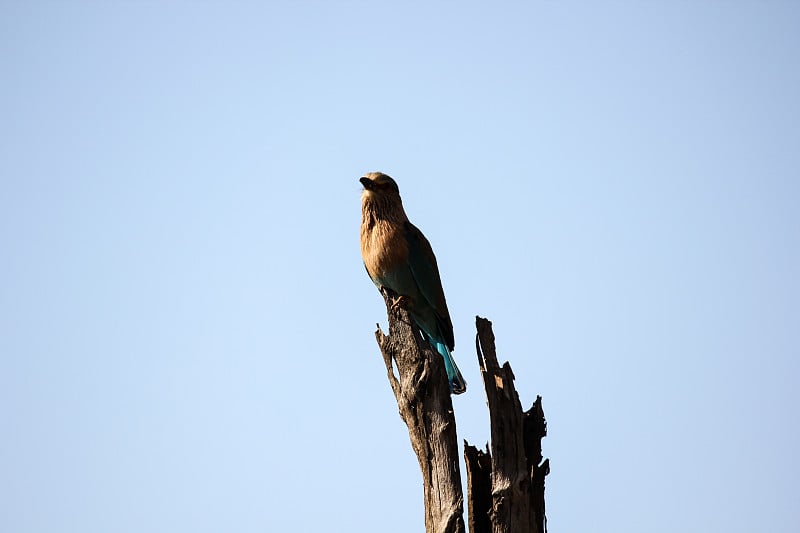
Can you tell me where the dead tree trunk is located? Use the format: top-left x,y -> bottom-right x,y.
464,317 -> 549,533
374,292 -> 466,533
372,294 -> 548,533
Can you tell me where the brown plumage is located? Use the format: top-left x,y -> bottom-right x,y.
360,172 -> 412,296
359,171 -> 465,394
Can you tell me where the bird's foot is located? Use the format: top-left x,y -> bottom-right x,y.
379,286 -> 409,312
390,295 -> 410,311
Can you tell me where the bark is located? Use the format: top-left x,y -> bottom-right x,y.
372,303 -> 548,533
464,317 -> 549,533
464,443 -> 492,533
374,291 -> 466,533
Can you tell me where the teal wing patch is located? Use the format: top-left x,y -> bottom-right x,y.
404,221 -> 455,349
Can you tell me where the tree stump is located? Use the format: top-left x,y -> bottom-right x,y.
374,292 -> 466,533
372,296 -> 547,533
464,317 -> 549,533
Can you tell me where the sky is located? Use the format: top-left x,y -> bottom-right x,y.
1,1 -> 799,532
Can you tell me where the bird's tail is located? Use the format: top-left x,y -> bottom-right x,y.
432,340 -> 467,395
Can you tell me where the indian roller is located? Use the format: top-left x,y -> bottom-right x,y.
359,171 -> 467,395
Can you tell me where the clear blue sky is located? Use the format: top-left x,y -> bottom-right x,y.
2,2 -> 798,532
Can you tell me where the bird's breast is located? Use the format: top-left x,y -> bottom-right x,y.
360,220 -> 409,282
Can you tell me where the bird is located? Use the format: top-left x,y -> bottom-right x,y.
359,171 -> 466,394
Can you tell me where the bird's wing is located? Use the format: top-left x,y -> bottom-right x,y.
404,221 -> 455,349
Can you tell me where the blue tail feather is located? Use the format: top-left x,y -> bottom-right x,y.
431,339 -> 467,395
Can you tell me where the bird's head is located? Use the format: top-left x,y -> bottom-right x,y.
359,172 -> 406,221
360,172 -> 400,196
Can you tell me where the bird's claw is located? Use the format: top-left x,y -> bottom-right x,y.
379,286 -> 409,311
391,295 -> 410,311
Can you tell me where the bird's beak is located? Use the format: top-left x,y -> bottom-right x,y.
359,177 -> 374,190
